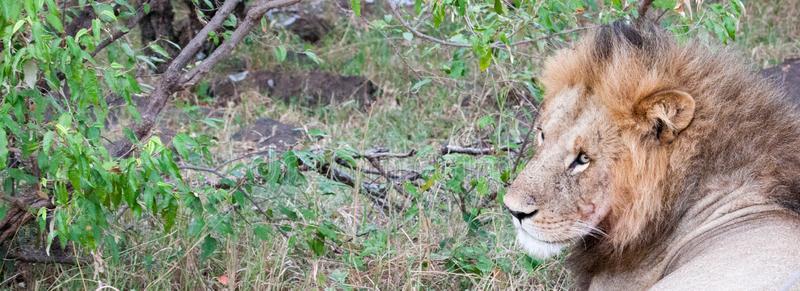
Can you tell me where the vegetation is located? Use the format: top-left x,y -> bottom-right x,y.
0,0 -> 795,289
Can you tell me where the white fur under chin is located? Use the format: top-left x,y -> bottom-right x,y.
516,229 -> 565,259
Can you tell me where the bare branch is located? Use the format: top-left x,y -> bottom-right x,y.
182,0 -> 303,87
388,3 -> 471,47
308,162 -> 399,213
357,148 -> 416,160
6,251 -> 90,265
440,144 -> 517,156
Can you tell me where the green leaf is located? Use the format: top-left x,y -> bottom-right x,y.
278,206 -> 298,220
95,3 -> 117,22
494,0 -> 504,14
302,51 -> 323,65
200,235 -> 218,261
253,224 -> 272,241
149,43 -> 170,58
273,45 -> 287,63
410,78 -> 431,93
318,222 -> 338,241
351,0 -> 361,16
45,12 -> 63,32
37,207 -> 47,233
306,128 -> 327,138
476,115 -> 494,129
652,0 -> 676,10
308,236 -> 325,256
11,20 -> 26,36
172,133 -> 192,160
402,32 -> 413,41
161,196 -> 178,231
432,3 -> 445,27
0,128 -> 6,169
188,217 -> 205,237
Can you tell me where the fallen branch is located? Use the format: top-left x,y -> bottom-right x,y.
0,194 -> 52,243
306,162 -> 398,213
6,250 -> 90,265
439,144 -> 517,156
357,148 -> 416,159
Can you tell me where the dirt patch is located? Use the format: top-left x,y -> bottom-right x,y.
231,118 -> 302,152
761,58 -> 800,101
212,70 -> 379,108
285,14 -> 333,43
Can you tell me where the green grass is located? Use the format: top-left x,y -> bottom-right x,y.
6,1 -> 798,290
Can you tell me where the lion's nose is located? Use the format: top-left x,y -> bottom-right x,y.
505,206 -> 539,221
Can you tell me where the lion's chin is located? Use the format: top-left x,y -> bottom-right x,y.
515,229 -> 566,259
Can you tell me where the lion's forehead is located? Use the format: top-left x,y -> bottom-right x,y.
541,87 -> 583,132
541,87 -> 607,145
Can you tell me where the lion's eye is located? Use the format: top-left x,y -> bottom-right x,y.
576,153 -> 590,165
569,152 -> 590,175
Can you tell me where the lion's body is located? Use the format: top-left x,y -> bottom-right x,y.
504,22 -> 800,290
587,196 -> 800,290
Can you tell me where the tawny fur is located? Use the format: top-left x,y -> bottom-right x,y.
507,22 -> 800,289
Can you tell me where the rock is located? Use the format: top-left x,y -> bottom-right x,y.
231,118 -> 302,152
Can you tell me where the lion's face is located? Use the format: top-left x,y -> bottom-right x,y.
503,23 -> 700,259
504,87 -> 623,258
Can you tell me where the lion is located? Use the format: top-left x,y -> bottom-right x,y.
503,22 -> 800,290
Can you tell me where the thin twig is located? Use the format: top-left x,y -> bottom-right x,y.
511,126 -> 536,174
179,164 -> 229,179
215,150 -> 273,171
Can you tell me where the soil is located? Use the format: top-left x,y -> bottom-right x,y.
212,70 -> 379,108
285,14 -> 332,43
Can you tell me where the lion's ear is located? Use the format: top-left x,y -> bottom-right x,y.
634,90 -> 695,144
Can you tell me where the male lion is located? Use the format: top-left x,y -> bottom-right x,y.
503,22 -> 800,290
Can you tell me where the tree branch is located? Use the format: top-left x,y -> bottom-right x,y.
181,0 -> 302,87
